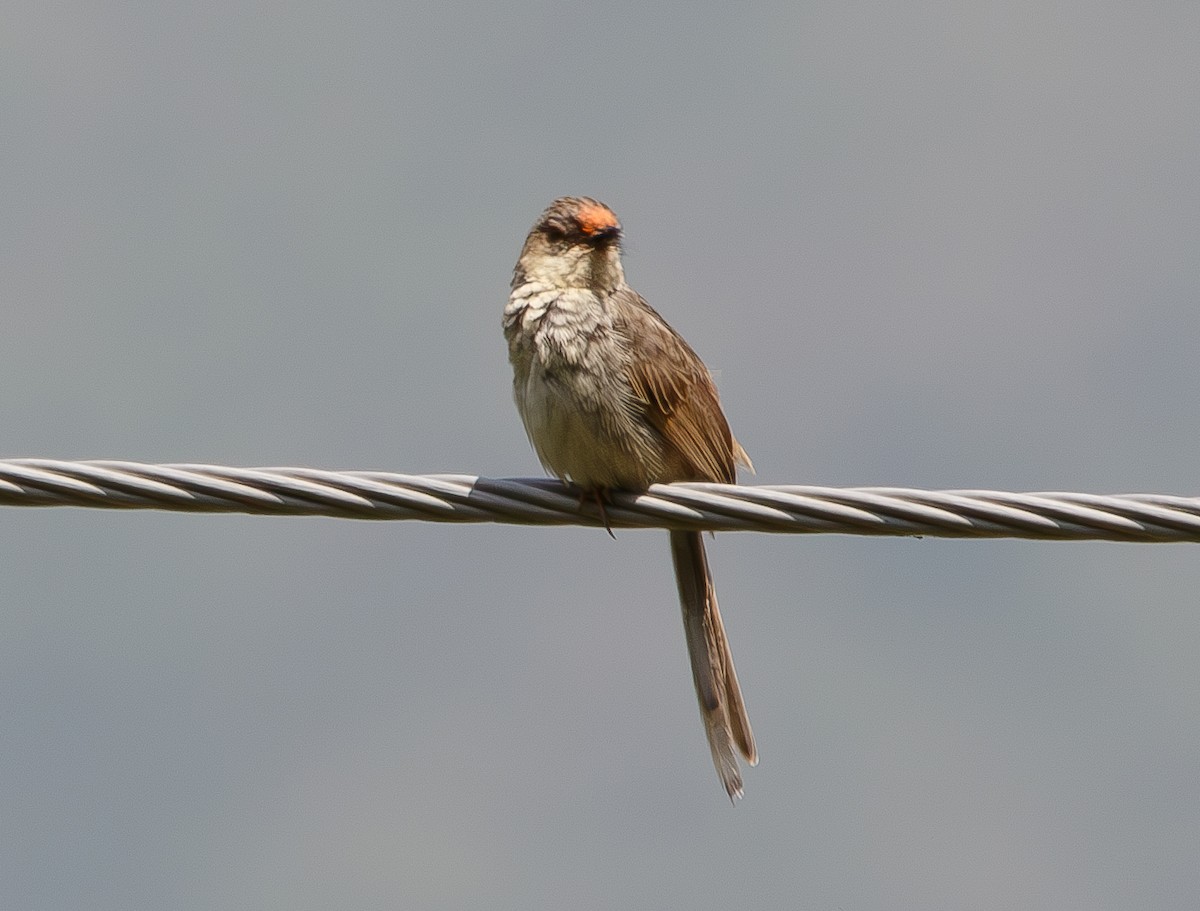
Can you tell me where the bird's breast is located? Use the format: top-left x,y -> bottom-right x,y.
504,284 -> 661,488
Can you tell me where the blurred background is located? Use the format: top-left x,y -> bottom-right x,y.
2,4 -> 1199,909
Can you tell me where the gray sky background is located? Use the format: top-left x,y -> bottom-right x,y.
3,3 -> 1199,909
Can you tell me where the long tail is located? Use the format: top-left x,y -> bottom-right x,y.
669,529 -> 757,800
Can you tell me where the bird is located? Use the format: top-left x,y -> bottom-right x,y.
503,196 -> 757,799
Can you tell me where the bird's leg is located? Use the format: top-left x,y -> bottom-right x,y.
575,486 -> 616,539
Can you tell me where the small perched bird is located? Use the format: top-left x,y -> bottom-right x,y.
503,197 -> 757,799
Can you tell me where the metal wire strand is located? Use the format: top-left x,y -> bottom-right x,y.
1,459 -> 1198,543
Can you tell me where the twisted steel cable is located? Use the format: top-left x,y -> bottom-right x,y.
1,459 -> 1198,542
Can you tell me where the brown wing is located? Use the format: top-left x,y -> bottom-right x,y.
615,289 -> 743,485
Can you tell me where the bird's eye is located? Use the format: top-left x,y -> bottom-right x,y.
543,224 -> 565,241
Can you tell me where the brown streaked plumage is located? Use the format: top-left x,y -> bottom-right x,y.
503,197 -> 757,800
